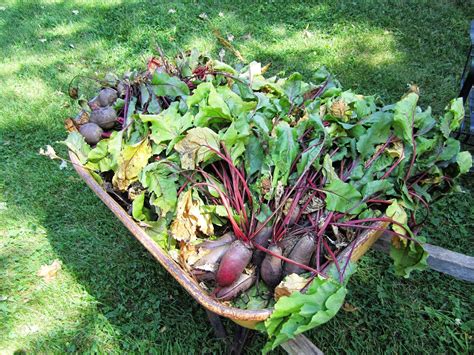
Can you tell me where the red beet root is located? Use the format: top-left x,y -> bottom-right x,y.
261,244 -> 283,288
283,234 -> 315,276
216,273 -> 256,301
216,240 -> 252,287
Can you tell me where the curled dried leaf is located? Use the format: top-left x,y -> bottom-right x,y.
274,273 -> 308,301
171,190 -> 214,243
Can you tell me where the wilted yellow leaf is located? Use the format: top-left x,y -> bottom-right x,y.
174,127 -> 220,170
386,141 -> 405,160
386,199 -> 408,247
37,260 -> 61,282
274,273 -> 308,301
112,138 -> 152,191
171,190 -> 214,242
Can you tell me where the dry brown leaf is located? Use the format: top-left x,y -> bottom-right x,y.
274,273 -> 308,301
171,190 -> 214,243
39,145 -> 60,160
37,260 -> 61,282
342,302 -> 359,313
212,28 -> 245,62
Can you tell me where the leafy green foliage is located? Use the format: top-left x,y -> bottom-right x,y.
61,132 -> 91,164
151,72 -> 190,98
269,122 -> 299,185
139,161 -> 178,217
140,103 -> 193,149
260,265 -> 355,353
390,239 -> 429,278
324,179 -> 364,214
393,92 -> 418,143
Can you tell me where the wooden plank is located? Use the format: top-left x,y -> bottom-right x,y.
373,234 -> 474,282
205,310 -> 227,339
281,335 -> 324,355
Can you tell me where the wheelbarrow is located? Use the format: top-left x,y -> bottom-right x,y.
67,145 -> 388,350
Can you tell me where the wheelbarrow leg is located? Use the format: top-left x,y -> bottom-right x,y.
228,324 -> 252,355
205,310 -> 227,339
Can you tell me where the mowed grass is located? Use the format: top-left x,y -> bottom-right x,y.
0,0 -> 473,353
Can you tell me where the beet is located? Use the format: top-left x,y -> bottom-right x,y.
79,122 -> 103,145
216,240 -> 252,287
98,88 -> 118,107
88,96 -> 101,110
196,232 -> 235,250
90,106 -> 117,129
251,226 -> 272,266
283,234 -> 315,276
215,273 -> 256,301
260,244 -> 283,288
194,244 -> 231,268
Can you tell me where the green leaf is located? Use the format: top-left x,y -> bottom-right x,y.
174,127 -> 220,169
415,136 -> 437,156
220,114 -> 251,162
386,199 -> 408,237
139,161 -> 178,217
390,240 -> 428,278
244,135 -> 264,177
187,82 -> 213,107
414,107 -> 436,133
193,85 -> 233,126
324,178 -> 365,213
86,131 -> 123,172
261,275 -> 348,353
61,132 -> 91,164
132,192 -> 152,221
356,112 -> 392,158
282,72 -> 308,103
211,59 -> 237,75
151,72 -> 190,98
142,219 -> 174,250
439,137 -> 460,161
270,122 -> 299,185
140,102 -> 193,147
139,83 -> 150,107
393,93 -> 418,143
361,180 -> 394,199
457,151 -> 472,174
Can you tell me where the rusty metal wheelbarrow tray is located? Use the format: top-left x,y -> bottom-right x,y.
69,149 -> 388,329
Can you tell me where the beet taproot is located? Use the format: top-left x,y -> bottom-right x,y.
283,234 -> 315,276
215,273 -> 256,301
196,232 -> 235,250
251,226 -> 272,266
90,106 -> 117,129
216,240 -> 252,287
194,244 -> 231,269
79,122 -> 103,145
98,88 -> 118,107
88,96 -> 101,110
260,244 -> 283,288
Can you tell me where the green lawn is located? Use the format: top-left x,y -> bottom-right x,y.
1,0 -> 473,353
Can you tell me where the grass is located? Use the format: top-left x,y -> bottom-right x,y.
0,0 -> 473,353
